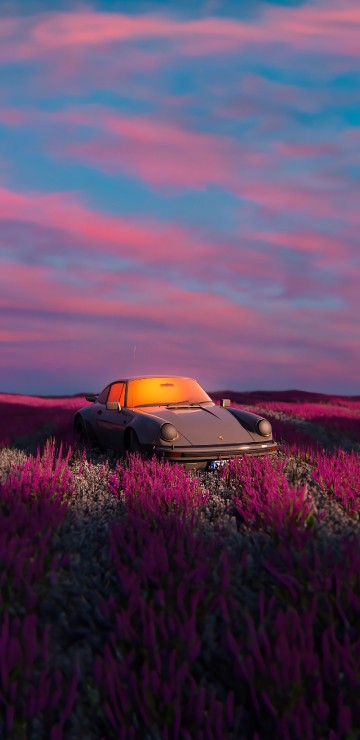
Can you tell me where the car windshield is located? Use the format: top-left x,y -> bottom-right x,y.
127,377 -> 212,408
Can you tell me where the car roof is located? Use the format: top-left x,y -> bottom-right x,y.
109,375 -> 195,383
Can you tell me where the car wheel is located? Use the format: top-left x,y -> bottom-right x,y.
128,429 -> 142,454
75,418 -> 89,447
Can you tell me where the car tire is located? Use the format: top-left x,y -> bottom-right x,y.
75,418 -> 89,447
128,429 -> 142,454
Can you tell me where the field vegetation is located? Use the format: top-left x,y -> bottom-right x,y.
0,390 -> 359,738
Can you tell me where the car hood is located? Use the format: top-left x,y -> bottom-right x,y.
139,404 -> 256,445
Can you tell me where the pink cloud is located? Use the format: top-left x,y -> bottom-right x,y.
35,46 -> 167,96
232,75 -> 330,115
1,259 -> 270,391
1,2 -> 359,69
2,251 -> 358,353
34,108 -> 357,231
0,107 -> 28,126
0,255 -> 257,331
53,109 -> 237,189
241,181 -> 332,217
2,287 -> 358,395
1,6 -> 359,395
0,13 -> 264,62
282,306 -> 360,360
0,184 -> 290,293
0,186 -> 215,266
1,103 -> 358,234
1,183 -> 358,309
274,142 -> 338,158
236,177 -> 359,224
1,241 -> 359,393
247,229 -> 352,265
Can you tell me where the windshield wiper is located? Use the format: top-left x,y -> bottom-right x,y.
166,401 -> 209,408
166,401 -> 191,408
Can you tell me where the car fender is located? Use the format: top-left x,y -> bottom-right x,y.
129,415 -> 159,445
228,407 -> 273,439
129,413 -> 190,447
74,410 -> 98,443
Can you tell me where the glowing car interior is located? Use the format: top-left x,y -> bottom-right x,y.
126,376 -> 212,408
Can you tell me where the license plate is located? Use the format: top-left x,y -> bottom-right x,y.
208,459 -> 225,470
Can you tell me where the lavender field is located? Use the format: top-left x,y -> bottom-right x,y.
1,391 -> 360,739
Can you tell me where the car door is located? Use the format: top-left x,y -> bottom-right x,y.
95,382 -> 127,452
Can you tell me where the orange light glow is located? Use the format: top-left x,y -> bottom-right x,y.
108,382 -> 125,405
126,377 -> 211,407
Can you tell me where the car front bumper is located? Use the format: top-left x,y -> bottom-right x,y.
151,440 -> 278,470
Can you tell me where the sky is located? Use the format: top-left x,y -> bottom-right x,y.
0,0 -> 359,396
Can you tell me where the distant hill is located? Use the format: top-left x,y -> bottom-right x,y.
1,389 -> 359,404
0,392 -> 89,400
210,389 -> 360,404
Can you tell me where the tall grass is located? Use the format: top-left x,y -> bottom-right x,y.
0,393 -> 359,737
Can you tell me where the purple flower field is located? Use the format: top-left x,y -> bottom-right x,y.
0,391 -> 360,738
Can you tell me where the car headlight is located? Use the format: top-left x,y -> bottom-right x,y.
160,423 -> 178,441
256,419 -> 272,436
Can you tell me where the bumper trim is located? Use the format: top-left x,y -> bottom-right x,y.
152,441 -> 277,466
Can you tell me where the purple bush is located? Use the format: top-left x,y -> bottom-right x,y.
221,454 -> 317,542
0,440 -> 72,613
93,510 -> 236,738
266,415 -> 320,459
0,440 -> 79,737
0,394 -> 90,450
312,448 -> 360,517
249,400 -> 360,442
221,592 -> 360,738
0,611 -> 79,737
93,501 -> 360,738
0,394 -> 359,736
108,453 -> 210,525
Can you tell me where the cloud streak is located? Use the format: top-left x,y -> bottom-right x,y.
0,1 -> 359,394
1,1 -> 360,63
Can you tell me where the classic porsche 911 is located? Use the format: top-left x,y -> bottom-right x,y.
74,375 -> 277,470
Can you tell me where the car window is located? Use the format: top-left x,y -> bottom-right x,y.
108,382 -> 125,405
127,377 -> 212,407
98,385 -> 110,404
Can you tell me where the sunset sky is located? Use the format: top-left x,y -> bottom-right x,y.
1,0 -> 359,396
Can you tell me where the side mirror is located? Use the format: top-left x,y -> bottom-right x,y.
220,398 -> 231,407
106,401 -> 122,411
86,394 -> 97,403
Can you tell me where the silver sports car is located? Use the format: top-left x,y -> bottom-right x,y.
74,375 -> 277,470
